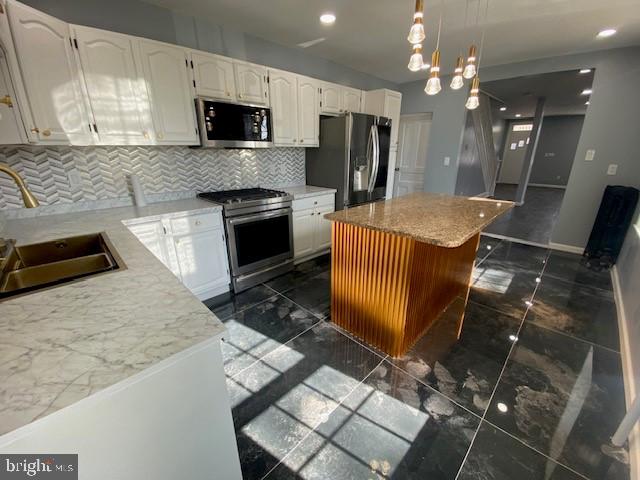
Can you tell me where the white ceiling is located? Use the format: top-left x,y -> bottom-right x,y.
142,0 -> 640,84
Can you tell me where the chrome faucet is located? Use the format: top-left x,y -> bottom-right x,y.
0,163 -> 39,208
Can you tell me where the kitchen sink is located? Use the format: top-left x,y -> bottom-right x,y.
0,233 -> 125,300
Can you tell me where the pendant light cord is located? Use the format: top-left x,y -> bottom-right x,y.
436,0 -> 443,50
477,0 -> 490,69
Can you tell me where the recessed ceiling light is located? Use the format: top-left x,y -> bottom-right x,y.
579,68 -> 591,74
597,28 -> 617,38
585,101 -> 590,105
499,106 -> 507,111
320,13 -> 336,25
581,89 -> 592,95
515,114 -> 521,118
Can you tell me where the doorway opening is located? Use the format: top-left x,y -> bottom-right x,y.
393,113 -> 432,197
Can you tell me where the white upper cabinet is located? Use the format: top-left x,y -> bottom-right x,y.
7,1 -> 92,144
269,69 -> 298,146
234,61 -> 268,105
72,25 -> 151,145
384,91 -> 402,147
137,40 -> 198,145
297,76 -> 319,147
342,87 -> 362,113
190,51 -> 236,101
320,82 -> 341,114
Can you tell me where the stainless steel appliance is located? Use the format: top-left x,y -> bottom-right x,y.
196,97 -> 273,148
197,188 -> 293,292
306,113 -> 391,210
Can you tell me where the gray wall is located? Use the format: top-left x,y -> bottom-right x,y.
21,0 -> 396,91
399,46 -> 640,249
530,115 -> 584,186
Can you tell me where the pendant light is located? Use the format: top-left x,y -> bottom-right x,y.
465,75 -> 480,109
407,0 -> 426,44
424,8 -> 443,95
450,56 -> 465,89
463,45 -> 477,79
408,43 -> 425,71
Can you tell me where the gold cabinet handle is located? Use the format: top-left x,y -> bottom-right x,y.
30,127 -> 39,134
142,131 -> 149,139
238,94 -> 242,99
293,139 -> 297,143
0,95 -> 13,108
226,91 -> 231,96
300,139 -> 304,143
42,129 -> 51,137
194,220 -> 202,226
157,132 -> 164,140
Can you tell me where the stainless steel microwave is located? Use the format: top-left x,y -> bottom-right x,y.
196,97 -> 273,148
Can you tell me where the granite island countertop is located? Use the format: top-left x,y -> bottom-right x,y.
0,198 -> 227,436
325,193 -> 513,247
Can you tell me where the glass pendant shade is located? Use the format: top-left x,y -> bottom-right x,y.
407,0 -> 425,44
465,76 -> 480,110
463,45 -> 478,79
424,50 -> 441,95
408,44 -> 424,71
450,56 -> 465,90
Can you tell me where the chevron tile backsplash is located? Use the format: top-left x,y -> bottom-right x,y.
0,146 -> 305,211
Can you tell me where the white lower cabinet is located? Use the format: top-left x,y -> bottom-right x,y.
292,193 -> 335,261
126,210 -> 230,300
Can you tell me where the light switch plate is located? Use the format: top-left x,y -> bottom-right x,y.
443,156 -> 450,166
607,164 -> 618,175
585,149 -> 595,161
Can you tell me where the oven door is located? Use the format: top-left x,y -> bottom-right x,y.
226,208 -> 293,276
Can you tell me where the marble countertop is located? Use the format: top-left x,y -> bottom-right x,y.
325,193 -> 513,248
279,185 -> 337,199
0,198 -> 227,436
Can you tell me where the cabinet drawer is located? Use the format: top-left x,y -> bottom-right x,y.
169,212 -> 222,235
292,193 -> 335,212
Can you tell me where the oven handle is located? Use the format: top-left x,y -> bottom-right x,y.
227,207 -> 292,226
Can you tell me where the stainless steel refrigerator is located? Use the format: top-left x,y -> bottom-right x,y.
306,113 -> 391,210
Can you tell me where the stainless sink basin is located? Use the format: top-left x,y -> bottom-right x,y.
0,233 -> 126,300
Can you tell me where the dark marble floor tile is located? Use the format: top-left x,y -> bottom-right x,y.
458,422 -> 584,480
544,251 -> 613,291
485,322 -> 629,480
470,259 -> 539,318
477,235 -> 502,263
528,276 -> 619,351
265,254 -> 331,294
207,284 -> 277,320
221,295 -> 322,377
226,322 -> 383,479
268,361 -> 479,479
280,270 -> 331,319
487,241 -> 549,274
391,297 -> 520,415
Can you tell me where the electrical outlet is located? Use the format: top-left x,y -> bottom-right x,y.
585,149 -> 595,161
607,164 -> 618,176
443,156 -> 450,166
67,168 -> 82,192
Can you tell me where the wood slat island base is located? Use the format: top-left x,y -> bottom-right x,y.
325,192 -> 513,358
331,222 -> 479,357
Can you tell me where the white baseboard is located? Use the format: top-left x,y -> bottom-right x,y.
548,242 -> 584,254
481,232 -> 550,249
293,248 -> 330,265
611,265 -> 640,480
528,183 -> 567,189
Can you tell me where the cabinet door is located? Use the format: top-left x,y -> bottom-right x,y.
173,229 -> 230,298
297,76 -> 319,147
7,1 -> 92,144
234,62 -> 268,105
191,51 -> 236,101
292,209 -> 316,259
127,220 -> 172,269
384,91 -> 402,148
269,69 -> 298,146
73,25 -> 151,145
138,40 -> 198,145
342,87 -> 362,113
320,83 -> 341,114
0,56 -> 25,144
313,205 -> 334,252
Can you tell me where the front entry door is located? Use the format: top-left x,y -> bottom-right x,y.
393,113 -> 432,197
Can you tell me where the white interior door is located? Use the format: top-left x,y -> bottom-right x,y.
393,114 -> 432,197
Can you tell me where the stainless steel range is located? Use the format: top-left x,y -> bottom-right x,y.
198,188 -> 294,292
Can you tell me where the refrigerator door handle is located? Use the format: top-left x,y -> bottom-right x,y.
368,125 -> 380,193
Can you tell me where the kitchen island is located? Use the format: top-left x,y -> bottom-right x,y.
325,193 -> 512,357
